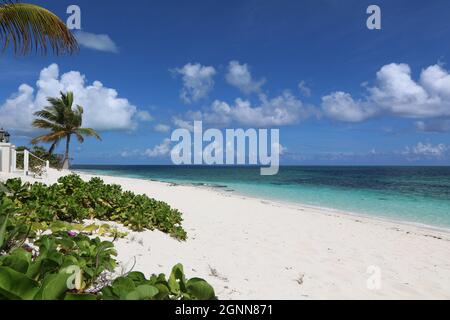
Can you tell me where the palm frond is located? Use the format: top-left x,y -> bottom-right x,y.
76,127 -> 102,140
33,109 -> 59,123
0,3 -> 78,55
61,91 -> 74,108
31,119 -> 63,131
72,105 -> 83,127
31,130 -> 66,144
74,132 -> 84,144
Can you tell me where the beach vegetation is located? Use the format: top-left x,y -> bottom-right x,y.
0,229 -> 215,300
1,174 -> 186,240
0,177 -> 214,300
100,264 -> 216,300
0,198 -> 30,254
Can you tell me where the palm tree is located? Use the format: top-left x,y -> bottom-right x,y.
1,2 -> 78,55
31,92 -> 101,169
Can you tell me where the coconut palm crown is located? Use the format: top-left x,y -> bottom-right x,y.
0,1 -> 78,55
31,92 -> 101,169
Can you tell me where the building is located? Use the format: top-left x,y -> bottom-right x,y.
0,143 -> 17,174
0,129 -> 49,176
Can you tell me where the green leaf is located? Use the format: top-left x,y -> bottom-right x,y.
34,271 -> 71,300
83,224 -> 98,233
125,285 -> 159,300
0,248 -> 31,274
154,283 -> 170,300
99,286 -> 115,300
111,276 -> 135,299
26,257 -> 60,281
168,263 -> 186,294
0,266 -> 39,300
186,278 -> 216,300
0,212 -> 10,250
64,293 -> 97,300
126,271 -> 147,285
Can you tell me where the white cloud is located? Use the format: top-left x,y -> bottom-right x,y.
120,149 -> 141,158
225,60 -> 265,94
136,111 -> 153,122
175,91 -> 314,127
0,64 -> 138,133
172,116 -> 195,131
298,81 -> 311,97
171,61 -> 316,127
415,119 -> 450,132
403,142 -> 448,157
0,84 -> 36,133
322,63 -> 450,122
369,63 -> 438,117
172,63 -> 216,104
120,139 -> 172,158
194,100 -> 232,127
143,138 -> 171,158
321,91 -> 376,122
230,92 -> 311,126
419,64 -> 450,100
153,124 -> 171,133
74,31 -> 118,53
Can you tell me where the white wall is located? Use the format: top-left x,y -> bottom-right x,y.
0,143 -> 12,173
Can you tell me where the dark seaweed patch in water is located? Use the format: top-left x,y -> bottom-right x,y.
211,185 -> 228,189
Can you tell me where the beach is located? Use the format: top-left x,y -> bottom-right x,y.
2,168 -> 450,299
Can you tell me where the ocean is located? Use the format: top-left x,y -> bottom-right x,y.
72,165 -> 450,229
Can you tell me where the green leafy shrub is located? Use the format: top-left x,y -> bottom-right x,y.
0,175 -> 214,300
0,198 -> 31,254
32,221 -> 128,239
33,232 -> 117,287
101,264 -> 216,300
3,175 -> 186,240
0,232 -> 117,300
0,230 -> 215,300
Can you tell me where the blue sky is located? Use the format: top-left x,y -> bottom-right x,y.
1,0 -> 450,165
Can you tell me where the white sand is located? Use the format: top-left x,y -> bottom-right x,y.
2,168 -> 450,299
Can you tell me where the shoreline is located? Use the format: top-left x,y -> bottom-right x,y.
73,169 -> 450,237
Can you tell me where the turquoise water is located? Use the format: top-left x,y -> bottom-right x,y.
72,165 -> 450,229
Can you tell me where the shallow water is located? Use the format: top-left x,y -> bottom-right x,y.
72,165 -> 450,228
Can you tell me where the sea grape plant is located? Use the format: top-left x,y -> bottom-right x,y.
0,232 -> 215,300
2,175 -> 186,240
100,264 -> 216,300
0,232 -> 117,300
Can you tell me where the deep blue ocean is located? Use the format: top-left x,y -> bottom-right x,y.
72,165 -> 450,229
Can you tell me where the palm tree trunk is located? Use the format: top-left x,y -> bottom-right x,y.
62,134 -> 71,169
48,141 -> 57,155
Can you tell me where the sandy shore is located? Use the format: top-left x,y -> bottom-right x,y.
2,168 -> 450,299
